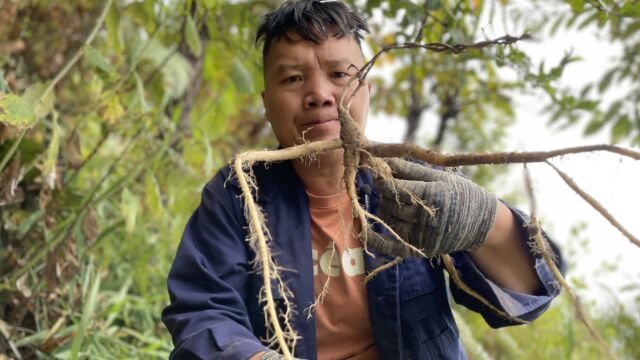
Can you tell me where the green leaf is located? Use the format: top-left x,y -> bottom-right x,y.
611,115 -> 631,143
579,84 -> 593,98
22,82 -> 55,119
604,100 -> 623,123
106,3 -> 122,51
145,174 -> 163,218
203,133 -> 214,176
42,115 -> 60,189
231,59 -> 254,93
102,95 -> 125,124
366,0 -> 383,11
577,12 -> 598,30
568,0 -> 584,14
185,15 -> 202,57
124,1 -> 156,34
620,1 -> 640,17
598,68 -> 618,93
129,72 -> 150,113
121,188 -> 139,234
622,21 -> 640,38
140,40 -> 193,99
565,12 -> 581,28
549,15 -> 566,35
84,45 -> 114,75
583,114 -> 607,135
202,0 -> 218,10
0,94 -> 36,129
17,209 -> 45,238
69,269 -> 100,360
575,99 -> 598,111
425,0 -> 441,11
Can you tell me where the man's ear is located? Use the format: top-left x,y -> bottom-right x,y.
261,90 -> 271,122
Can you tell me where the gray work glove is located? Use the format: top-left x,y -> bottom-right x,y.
259,350 -> 304,360
367,158 -> 497,258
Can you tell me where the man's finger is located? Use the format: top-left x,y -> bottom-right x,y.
379,197 -> 418,224
378,178 -> 439,207
364,231 -> 419,258
377,208 -> 414,240
386,158 -> 453,182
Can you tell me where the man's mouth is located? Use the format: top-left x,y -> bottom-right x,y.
302,119 -> 339,126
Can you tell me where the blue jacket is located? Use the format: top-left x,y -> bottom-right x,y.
162,160 -> 563,359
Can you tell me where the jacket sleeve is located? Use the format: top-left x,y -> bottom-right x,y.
448,203 -> 566,328
162,169 -> 267,359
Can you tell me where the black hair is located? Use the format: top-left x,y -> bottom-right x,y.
255,0 -> 370,60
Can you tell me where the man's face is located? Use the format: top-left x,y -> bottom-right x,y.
261,31 -> 370,148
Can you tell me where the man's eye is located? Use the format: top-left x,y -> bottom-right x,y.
332,72 -> 349,79
282,75 -> 302,84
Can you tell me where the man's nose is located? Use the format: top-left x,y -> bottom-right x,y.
303,77 -> 336,109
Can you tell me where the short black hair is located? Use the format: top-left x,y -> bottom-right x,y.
255,0 -> 370,60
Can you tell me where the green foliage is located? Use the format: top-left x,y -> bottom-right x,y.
184,15 -> 203,57
454,280 -> 640,359
511,0 -> 640,145
0,94 -> 36,129
0,0 -> 638,358
458,224 -> 639,359
0,0 -> 269,357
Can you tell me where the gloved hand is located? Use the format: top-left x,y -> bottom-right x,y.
367,158 -> 497,258
258,350 -> 304,360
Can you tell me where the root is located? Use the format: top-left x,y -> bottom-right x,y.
523,166 -> 616,360
441,255 -> 528,325
233,156 -> 296,359
221,28 -> 640,356
339,104 -> 371,255
365,142 -> 640,165
227,140 -> 640,170
546,161 -> 640,248
363,212 -> 427,258
338,101 -> 540,328
305,240 -> 337,320
528,219 -> 615,359
230,100 -> 637,358
231,138 -> 639,356
365,257 -> 402,283
365,155 -> 437,218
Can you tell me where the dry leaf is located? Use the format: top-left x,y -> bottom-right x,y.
15,274 -> 32,298
82,207 -> 98,242
65,128 -> 83,168
0,154 -> 24,206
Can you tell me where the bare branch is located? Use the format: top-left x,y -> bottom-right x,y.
346,34 -> 531,105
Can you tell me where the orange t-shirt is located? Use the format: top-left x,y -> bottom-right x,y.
307,191 -> 379,360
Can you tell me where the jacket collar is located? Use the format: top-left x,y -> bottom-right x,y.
228,157 -> 380,204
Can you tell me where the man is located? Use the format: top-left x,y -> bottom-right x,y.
162,1 -> 563,359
